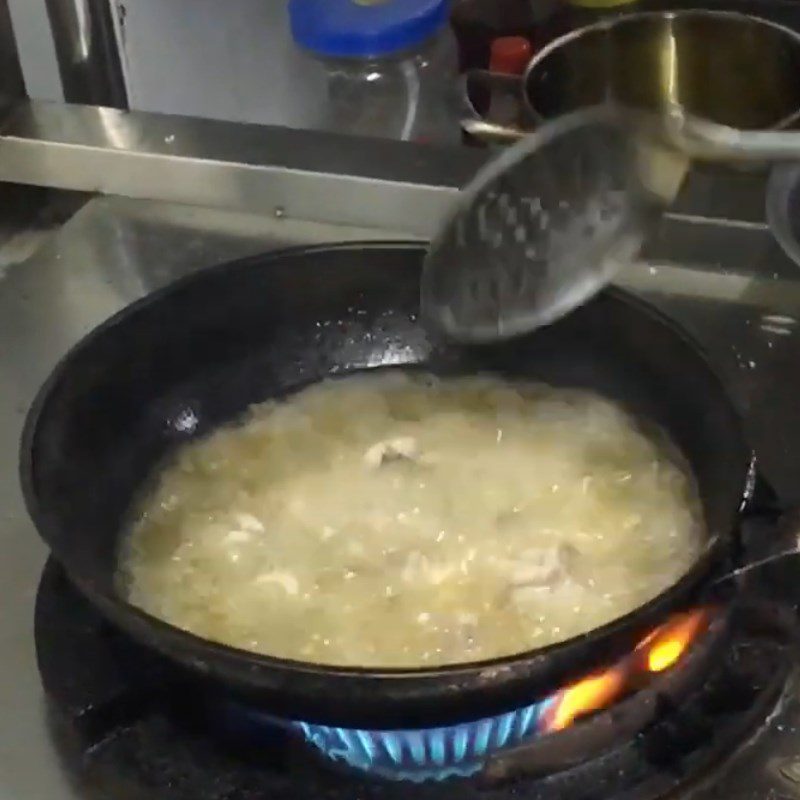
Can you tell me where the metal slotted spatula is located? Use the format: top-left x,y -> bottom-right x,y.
421,106 -> 689,343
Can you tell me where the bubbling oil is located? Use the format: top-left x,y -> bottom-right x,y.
119,372 -> 704,667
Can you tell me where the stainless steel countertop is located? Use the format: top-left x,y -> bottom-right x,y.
4,170 -> 800,799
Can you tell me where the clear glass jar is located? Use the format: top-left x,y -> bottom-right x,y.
289,0 -> 459,143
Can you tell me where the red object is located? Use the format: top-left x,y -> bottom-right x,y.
489,35 -> 533,75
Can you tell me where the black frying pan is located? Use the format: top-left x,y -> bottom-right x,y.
20,242 -> 753,729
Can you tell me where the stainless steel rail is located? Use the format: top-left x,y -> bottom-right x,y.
0,101 -> 488,237
0,100 -> 775,240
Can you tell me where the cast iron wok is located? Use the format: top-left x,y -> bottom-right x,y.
20,242 -> 753,729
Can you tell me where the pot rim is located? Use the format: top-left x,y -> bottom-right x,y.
520,9 -> 800,125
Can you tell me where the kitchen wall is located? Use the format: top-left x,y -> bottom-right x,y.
109,0 -> 325,127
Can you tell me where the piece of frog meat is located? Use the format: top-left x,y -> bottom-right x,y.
363,436 -> 421,468
506,543 -> 578,590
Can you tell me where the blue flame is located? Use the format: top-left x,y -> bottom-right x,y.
294,698 -> 554,781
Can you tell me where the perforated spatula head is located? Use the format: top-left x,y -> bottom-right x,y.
421,107 -> 688,343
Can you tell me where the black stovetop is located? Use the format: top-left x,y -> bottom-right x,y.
35,550 -> 800,800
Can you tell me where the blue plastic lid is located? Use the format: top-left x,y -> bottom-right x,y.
289,0 -> 450,59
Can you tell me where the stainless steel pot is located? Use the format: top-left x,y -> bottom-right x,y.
463,10 -> 800,142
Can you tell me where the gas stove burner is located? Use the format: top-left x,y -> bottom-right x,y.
287,613 -> 708,780
247,609 -> 713,781
294,703 -> 552,781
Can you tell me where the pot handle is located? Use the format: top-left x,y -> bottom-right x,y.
460,69 -> 528,144
719,506 -> 800,589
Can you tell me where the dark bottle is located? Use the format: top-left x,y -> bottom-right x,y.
451,0 -> 551,71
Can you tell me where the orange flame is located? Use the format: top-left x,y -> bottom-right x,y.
540,608 -> 710,734
640,609 -> 708,673
542,667 -> 627,732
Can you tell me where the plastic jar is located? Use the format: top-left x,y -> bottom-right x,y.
288,0 -> 459,143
